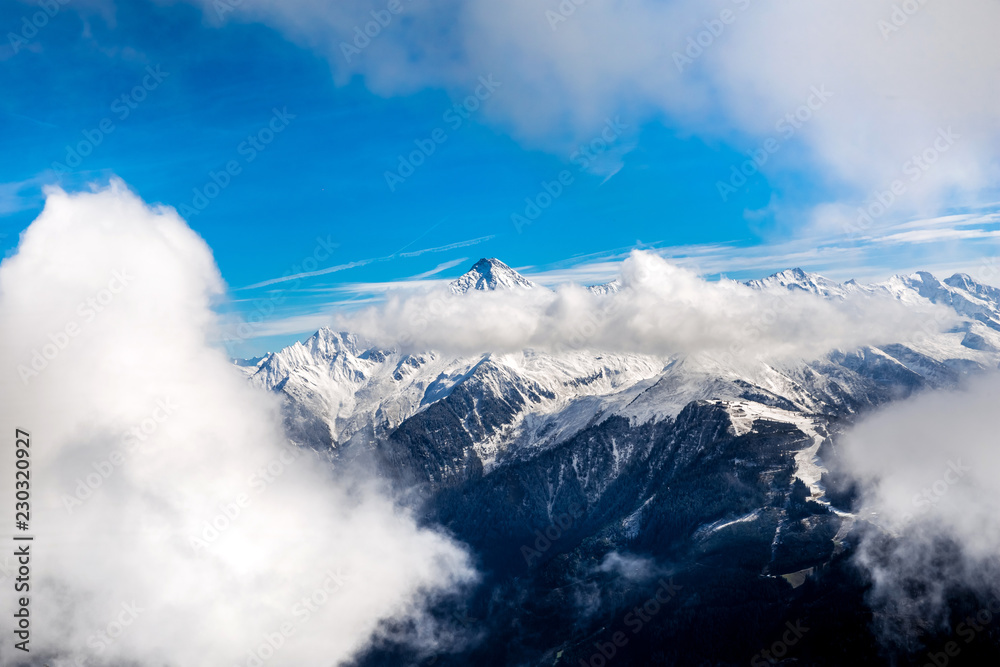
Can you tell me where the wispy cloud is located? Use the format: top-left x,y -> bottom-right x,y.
228,211 -> 1000,349
410,257 -> 469,280
301,210 -> 1000,317
240,259 -> 380,290
188,0 -> 1000,224
519,210 -> 1000,287
0,174 -> 49,217
875,228 -> 1000,245
2,111 -> 58,129
334,250 -> 949,359
223,310 -> 340,339
398,235 -> 494,258
237,236 -> 494,290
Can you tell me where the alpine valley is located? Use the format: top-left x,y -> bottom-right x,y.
235,258 -> 1000,666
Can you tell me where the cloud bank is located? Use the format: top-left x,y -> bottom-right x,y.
336,250 -> 952,360
0,181 -> 475,666
840,374 -> 1000,645
189,0 -> 1000,220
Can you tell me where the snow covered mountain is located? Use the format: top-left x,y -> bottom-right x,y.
745,267 -> 849,297
241,263 -> 1000,464
237,261 -> 1000,509
449,257 -> 538,293
586,278 -> 622,294
236,260 -> 1000,666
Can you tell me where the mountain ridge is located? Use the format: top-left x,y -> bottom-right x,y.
234,260 -> 1000,666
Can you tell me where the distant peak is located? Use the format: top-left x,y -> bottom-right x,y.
765,268 -> 815,283
745,267 -> 844,297
944,272 -> 975,289
747,267 -> 821,286
449,258 -> 537,294
588,279 -> 622,295
944,272 -> 1000,300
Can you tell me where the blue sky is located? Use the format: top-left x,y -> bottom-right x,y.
3,0 -> 999,355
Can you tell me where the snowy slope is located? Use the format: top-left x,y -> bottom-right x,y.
449,257 -> 538,294
236,261 -> 1000,665
240,262 -> 1000,489
745,268 -> 850,298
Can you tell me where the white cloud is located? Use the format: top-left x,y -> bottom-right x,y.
840,373 -> 1000,644
516,212 -> 1000,288
0,180 -> 475,665
185,0 -> 1000,221
220,211 -> 1000,352
597,551 -> 660,583
237,236 -> 494,291
240,258 -> 381,290
335,249 -> 952,360
409,257 -> 469,280
0,174 -> 48,216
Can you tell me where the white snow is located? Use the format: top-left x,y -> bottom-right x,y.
449,257 -> 537,294
238,264 -> 1000,485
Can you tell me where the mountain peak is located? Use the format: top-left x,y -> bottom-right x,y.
588,279 -> 622,295
943,272 -> 1000,304
449,258 -> 537,294
745,268 -> 844,297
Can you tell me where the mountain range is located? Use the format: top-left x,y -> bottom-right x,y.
236,258 -> 1000,666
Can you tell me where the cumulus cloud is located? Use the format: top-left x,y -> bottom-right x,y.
335,249 -> 952,360
185,0 -> 1000,221
0,180 -> 475,665
840,374 -> 1000,645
